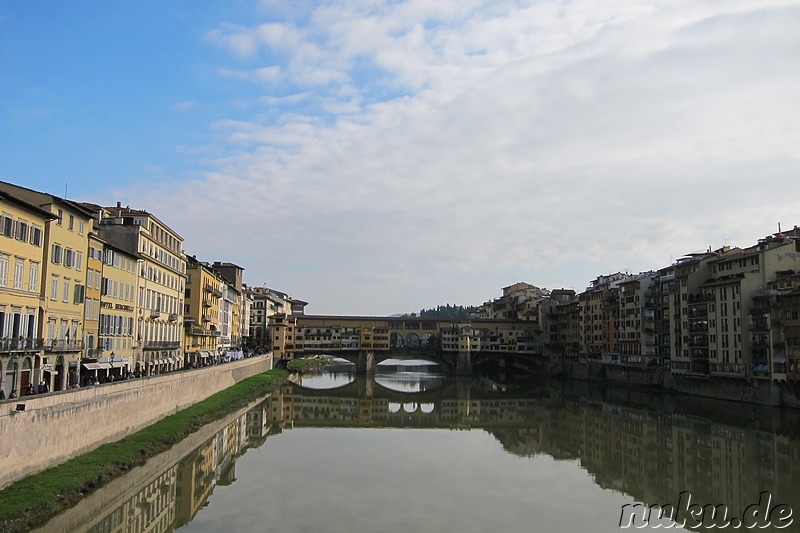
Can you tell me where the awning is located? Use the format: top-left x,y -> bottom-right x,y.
774,355 -> 787,364
199,351 -> 210,358
82,362 -> 110,370
110,361 -> 127,368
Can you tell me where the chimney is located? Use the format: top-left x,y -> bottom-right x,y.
116,202 -> 121,208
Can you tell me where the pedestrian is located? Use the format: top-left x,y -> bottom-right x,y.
25,383 -> 35,396
0,389 -> 5,400
9,389 -> 17,399
37,381 -> 46,394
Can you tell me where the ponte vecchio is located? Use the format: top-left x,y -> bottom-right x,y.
268,314 -> 550,375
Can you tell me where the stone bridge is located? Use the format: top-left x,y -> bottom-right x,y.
269,314 -> 551,375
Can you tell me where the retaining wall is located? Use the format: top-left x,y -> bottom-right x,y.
0,356 -> 272,490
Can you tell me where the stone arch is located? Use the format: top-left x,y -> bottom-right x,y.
390,332 -> 404,347
404,333 -> 420,347
421,333 -> 437,348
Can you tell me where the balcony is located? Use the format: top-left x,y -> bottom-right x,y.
143,340 -> 181,350
187,326 -> 220,337
203,299 -> 213,307
150,310 -> 161,319
45,339 -> 84,352
168,313 -> 179,322
0,337 -> 44,352
204,285 -> 223,298
202,314 -> 213,323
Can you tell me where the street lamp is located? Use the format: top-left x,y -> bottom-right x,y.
10,355 -> 19,397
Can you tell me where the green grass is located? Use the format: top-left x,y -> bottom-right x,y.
0,369 -> 288,533
286,356 -> 332,371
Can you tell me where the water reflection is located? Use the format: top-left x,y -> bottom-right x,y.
34,372 -> 800,533
375,355 -> 447,393
296,357 -> 355,389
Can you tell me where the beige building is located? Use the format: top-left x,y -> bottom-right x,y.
0,189 -> 56,396
95,240 -> 138,378
93,204 -> 186,375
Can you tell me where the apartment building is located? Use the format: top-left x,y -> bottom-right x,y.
93,204 -> 186,375
212,262 -> 246,357
0,189 -> 56,395
249,287 -> 290,350
580,273 -> 629,360
184,256 -> 223,366
0,182 -> 95,392
616,272 -> 658,366
95,240 -> 138,376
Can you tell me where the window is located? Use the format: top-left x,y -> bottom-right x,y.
30,226 -> 42,246
0,215 -> 13,237
15,220 -> 28,242
50,277 -> 58,300
14,259 -> 24,289
87,269 -> 93,289
51,243 -> 63,264
0,255 -> 8,286
75,251 -> 82,271
73,284 -> 85,304
68,214 -> 74,230
56,209 -> 63,225
78,220 -> 85,235
28,263 -> 38,292
64,249 -> 75,268
63,280 -> 70,302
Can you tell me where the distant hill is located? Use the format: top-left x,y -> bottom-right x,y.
396,304 -> 478,319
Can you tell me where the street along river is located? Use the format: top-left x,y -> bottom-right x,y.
32,356 -> 800,532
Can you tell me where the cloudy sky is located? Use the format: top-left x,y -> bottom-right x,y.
2,0 -> 799,315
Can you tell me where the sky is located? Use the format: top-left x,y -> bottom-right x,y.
2,0 -> 799,316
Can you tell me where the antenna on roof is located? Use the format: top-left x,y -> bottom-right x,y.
64,183 -> 68,199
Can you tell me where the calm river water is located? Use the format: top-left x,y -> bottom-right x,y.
34,356 -> 800,532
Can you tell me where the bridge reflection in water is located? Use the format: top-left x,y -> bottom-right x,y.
35,373 -> 800,533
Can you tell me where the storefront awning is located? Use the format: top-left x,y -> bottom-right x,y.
82,362 -> 110,370
109,361 -> 127,368
774,355 -> 787,364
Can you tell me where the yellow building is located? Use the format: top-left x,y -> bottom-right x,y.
0,189 -> 56,397
83,233 -> 104,362
183,256 -> 223,365
0,182 -> 94,392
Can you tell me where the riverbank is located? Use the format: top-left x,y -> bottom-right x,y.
0,369 -> 287,533
286,355 -> 332,372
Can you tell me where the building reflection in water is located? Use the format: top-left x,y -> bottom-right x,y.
40,377 -> 800,532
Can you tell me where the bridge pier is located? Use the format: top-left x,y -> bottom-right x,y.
456,351 -> 472,376
357,374 -> 375,399
356,350 -> 376,375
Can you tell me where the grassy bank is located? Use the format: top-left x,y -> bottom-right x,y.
286,356 -> 332,372
0,369 -> 287,533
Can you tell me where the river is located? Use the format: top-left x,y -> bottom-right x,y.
33,356 -> 800,532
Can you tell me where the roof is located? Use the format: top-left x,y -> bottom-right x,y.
0,189 -> 59,219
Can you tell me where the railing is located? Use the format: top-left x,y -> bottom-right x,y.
187,327 -> 220,337
0,337 -> 44,351
203,285 -> 223,297
45,339 -> 85,352
142,340 -> 181,350
168,313 -> 179,322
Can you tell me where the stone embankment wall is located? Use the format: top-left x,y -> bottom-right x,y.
555,357 -> 800,408
0,356 -> 272,490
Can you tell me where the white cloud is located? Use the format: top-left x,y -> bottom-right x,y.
124,0 -> 800,314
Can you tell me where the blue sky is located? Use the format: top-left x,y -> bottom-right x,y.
2,0 -> 800,315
